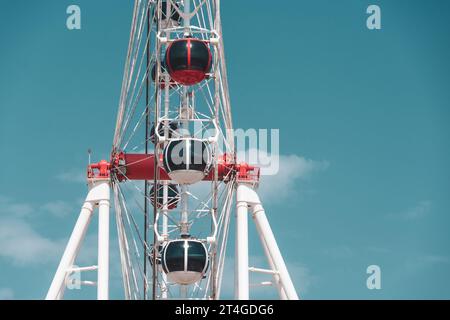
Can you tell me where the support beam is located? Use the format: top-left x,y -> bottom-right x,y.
97,199 -> 110,300
46,179 -> 111,300
235,200 -> 249,299
252,203 -> 299,300
46,201 -> 94,300
254,216 -> 287,300
235,183 -> 299,300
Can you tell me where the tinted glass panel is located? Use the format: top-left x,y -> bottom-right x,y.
190,41 -> 210,72
189,140 -> 209,171
151,64 -> 157,81
164,242 -> 185,272
187,242 -> 207,273
149,184 -> 179,208
167,41 -> 188,71
160,2 -> 181,21
164,140 -> 187,171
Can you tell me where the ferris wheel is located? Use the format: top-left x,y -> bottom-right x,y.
46,0 -> 299,301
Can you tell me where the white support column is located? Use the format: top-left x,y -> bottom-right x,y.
161,182 -> 169,299
184,0 -> 191,34
97,198 -> 110,300
235,196 -> 249,300
254,219 -> 287,300
46,201 -> 94,300
236,183 -> 299,300
46,178 -> 110,300
252,203 -> 299,300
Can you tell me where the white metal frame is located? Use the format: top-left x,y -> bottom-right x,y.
46,178 -> 111,300
235,183 -> 299,300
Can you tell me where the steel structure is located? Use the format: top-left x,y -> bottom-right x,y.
46,0 -> 299,300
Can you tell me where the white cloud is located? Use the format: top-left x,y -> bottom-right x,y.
0,196 -> 70,266
401,253 -> 450,277
367,246 -> 391,254
0,288 -> 14,300
0,217 -> 63,265
323,245 -> 354,259
0,196 -> 34,217
256,153 -> 329,204
0,195 -> 77,219
388,200 -> 433,220
402,200 -> 432,220
40,200 -> 74,218
55,169 -> 86,184
421,255 -> 450,265
285,262 -> 316,297
0,195 -> 128,299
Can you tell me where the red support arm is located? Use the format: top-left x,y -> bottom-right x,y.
88,153 -> 259,183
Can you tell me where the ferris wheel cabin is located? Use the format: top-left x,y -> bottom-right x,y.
149,184 -> 180,210
161,239 -> 209,285
163,139 -> 212,184
150,121 -> 179,144
154,1 -> 181,24
165,38 -> 212,86
151,63 -> 176,89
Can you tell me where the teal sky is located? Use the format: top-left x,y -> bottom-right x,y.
1,0 -> 450,299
